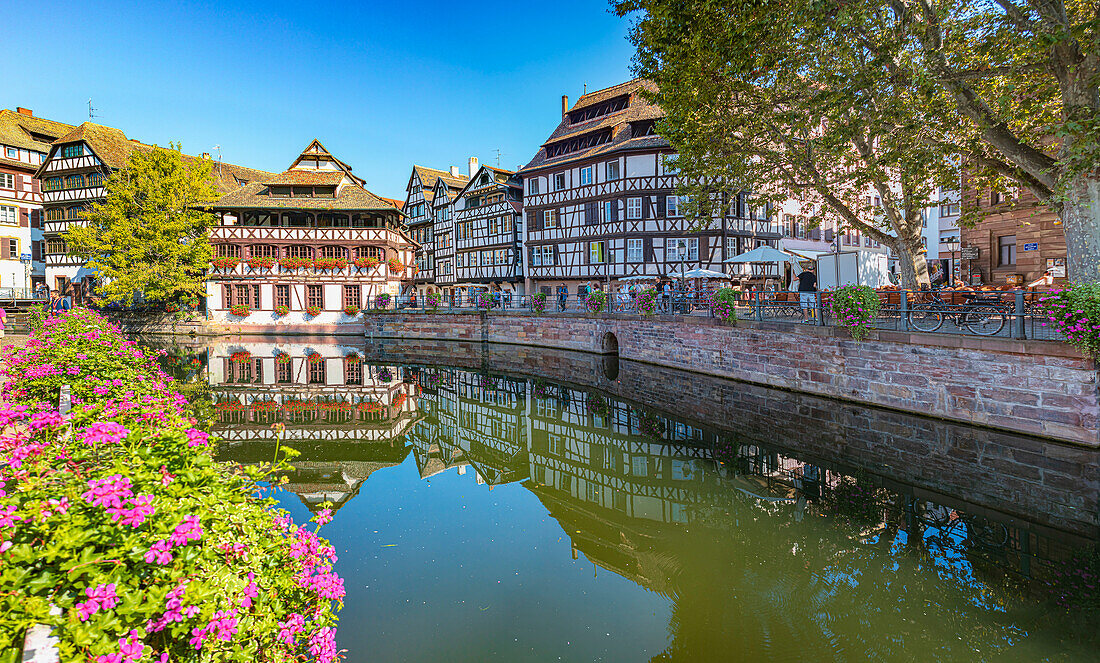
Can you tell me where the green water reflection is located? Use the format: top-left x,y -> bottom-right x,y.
153,337 -> 1098,662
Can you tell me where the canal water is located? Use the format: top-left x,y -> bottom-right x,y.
151,336 -> 1099,662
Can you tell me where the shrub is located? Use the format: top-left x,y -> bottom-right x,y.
228,304 -> 250,317
635,289 -> 659,316
830,285 -> 880,341
532,292 -> 547,314
1039,284 -> 1100,358
475,292 -> 493,310
211,256 -> 240,271
274,305 -> 290,317
374,293 -> 391,311
584,290 -> 607,315
27,308 -> 46,334
711,288 -> 739,323
343,305 -> 360,316
305,306 -> 322,318
0,309 -> 343,662
426,292 -> 442,311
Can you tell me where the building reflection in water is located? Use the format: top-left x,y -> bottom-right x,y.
198,339 -> 1097,658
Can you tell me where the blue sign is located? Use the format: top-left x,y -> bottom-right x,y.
19,253 -> 30,262
1022,242 -> 1039,251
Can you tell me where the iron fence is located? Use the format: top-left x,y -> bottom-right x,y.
386,288 -> 1063,342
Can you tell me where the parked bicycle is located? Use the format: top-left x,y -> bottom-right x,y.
907,288 -> 1008,336
913,502 -> 1009,549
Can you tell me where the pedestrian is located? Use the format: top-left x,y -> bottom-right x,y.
409,291 -> 417,308
795,263 -> 817,322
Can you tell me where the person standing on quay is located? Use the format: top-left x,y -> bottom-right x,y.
796,264 -> 817,323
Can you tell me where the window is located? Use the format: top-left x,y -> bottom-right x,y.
579,166 -> 593,186
2,239 -> 17,259
88,172 -> 105,187
488,216 -> 500,235
941,201 -> 960,217
528,178 -> 540,195
0,174 -> 13,189
606,160 -> 620,181
275,284 -> 290,309
547,433 -> 562,456
46,239 -> 66,255
991,190 -> 1002,205
285,245 -> 313,260
666,195 -> 679,217
4,148 -> 15,160
355,246 -> 382,260
276,360 -> 292,384
306,284 -> 323,309
0,206 -> 15,225
250,244 -> 277,258
533,245 -> 554,266
544,209 -> 557,228
589,241 -> 606,263
553,172 -> 566,191
43,177 -> 61,192
627,238 -> 643,262
216,244 -> 241,258
343,285 -> 361,309
67,206 -> 84,220
62,145 -> 83,158
626,197 -> 642,219
666,238 -> 699,261
796,217 -> 806,239
64,175 -> 83,189
345,358 -> 362,385
503,215 -> 513,234
998,235 -> 1017,266
309,359 -> 326,384
319,245 -> 345,260
46,208 -> 63,221
782,214 -> 793,237
602,200 -> 614,223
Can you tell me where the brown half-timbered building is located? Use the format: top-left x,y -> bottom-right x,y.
451,161 -> 525,299
520,79 -> 781,296
206,140 -> 417,325
403,164 -> 467,300
0,108 -> 74,293
35,121 -> 268,303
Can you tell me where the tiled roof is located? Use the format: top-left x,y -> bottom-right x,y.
379,197 -> 405,210
521,79 -> 670,173
263,170 -> 345,186
212,181 -> 402,212
413,165 -> 468,190
0,110 -> 75,153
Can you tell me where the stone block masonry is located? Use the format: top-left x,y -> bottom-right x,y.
365,312 -> 1099,447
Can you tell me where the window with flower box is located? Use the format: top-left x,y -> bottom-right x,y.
307,284 -> 323,309
276,361 -> 292,384
320,246 -> 345,259
217,244 -> 241,258
343,285 -> 360,309
309,360 -> 326,384
355,246 -> 382,260
275,284 -> 290,309
285,245 -> 313,260
345,358 -> 362,385
250,244 -> 277,258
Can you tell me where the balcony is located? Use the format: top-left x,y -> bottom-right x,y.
210,225 -> 412,247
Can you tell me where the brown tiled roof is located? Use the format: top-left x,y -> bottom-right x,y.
212,180 -> 403,212
521,79 -> 671,173
263,170 -> 345,186
413,165 -> 468,190
36,122 -> 273,194
380,196 -> 405,210
0,110 -> 75,153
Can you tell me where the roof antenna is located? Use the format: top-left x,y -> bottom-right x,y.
583,82 -> 587,94
493,148 -> 503,166
87,99 -> 98,120
214,145 -> 223,162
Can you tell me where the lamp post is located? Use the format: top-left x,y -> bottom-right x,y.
942,237 -> 960,284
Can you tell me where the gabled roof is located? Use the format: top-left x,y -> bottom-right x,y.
0,109 -> 74,153
35,121 -> 273,194
455,164 -> 521,198
407,165 -> 468,204
521,79 -> 670,173
263,170 -> 345,186
379,197 -> 405,211
287,139 -> 365,187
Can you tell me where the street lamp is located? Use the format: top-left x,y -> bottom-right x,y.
942,237 -> 960,284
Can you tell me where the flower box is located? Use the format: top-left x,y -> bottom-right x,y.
229,304 -> 250,317
279,257 -> 313,271
305,306 -> 322,318
343,305 -> 360,316
353,257 -> 380,270
246,256 -> 276,270
306,353 -> 324,365
274,352 -> 291,364
387,258 -> 405,274
374,294 -> 391,310
212,256 -> 241,270
314,257 -> 349,271
229,350 -> 252,363
274,305 -> 290,317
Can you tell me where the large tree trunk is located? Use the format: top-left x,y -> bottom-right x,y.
1062,173 -> 1100,284
884,236 -> 930,290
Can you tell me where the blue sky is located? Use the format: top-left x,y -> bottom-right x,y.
6,0 -> 637,198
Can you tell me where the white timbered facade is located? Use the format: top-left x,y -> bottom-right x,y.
450,162 -> 525,298
520,80 -> 783,295
0,108 -> 73,292
403,165 -> 467,300
207,141 -> 417,326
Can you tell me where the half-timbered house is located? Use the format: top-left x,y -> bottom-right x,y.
206,141 -> 417,327
36,121 -> 269,303
451,160 -> 525,300
402,165 -> 467,301
520,79 -> 782,296
0,108 -> 74,292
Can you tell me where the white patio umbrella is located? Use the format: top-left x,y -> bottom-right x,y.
667,268 -> 730,279
724,245 -> 804,265
618,275 -> 659,282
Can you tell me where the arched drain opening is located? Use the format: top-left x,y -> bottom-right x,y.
600,331 -> 619,356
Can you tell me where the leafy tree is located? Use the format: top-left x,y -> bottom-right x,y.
65,144 -> 219,305
615,0 -> 1100,283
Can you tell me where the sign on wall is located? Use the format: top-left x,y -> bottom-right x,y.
1023,242 -> 1039,251
960,247 -> 979,260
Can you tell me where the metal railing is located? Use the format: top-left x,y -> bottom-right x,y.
384,287 -> 1060,341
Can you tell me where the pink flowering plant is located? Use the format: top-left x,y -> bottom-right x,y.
531,293 -> 547,314
635,288 -> 659,316
0,308 -> 344,662
709,288 -> 739,323
829,285 -> 880,342
1038,284 -> 1100,358
584,290 -> 607,315
425,292 -> 442,312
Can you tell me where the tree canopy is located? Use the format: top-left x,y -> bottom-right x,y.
615,0 -> 1100,282
65,144 -> 219,306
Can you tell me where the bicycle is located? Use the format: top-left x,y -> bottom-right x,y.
907,289 -> 1007,336
913,503 -> 1009,549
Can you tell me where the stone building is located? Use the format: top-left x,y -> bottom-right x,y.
960,180 -> 1065,285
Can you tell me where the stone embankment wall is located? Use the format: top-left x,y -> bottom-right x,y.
364,339 -> 1100,541
365,312 -> 1099,447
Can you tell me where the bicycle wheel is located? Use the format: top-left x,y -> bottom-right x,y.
908,304 -> 944,332
962,304 -> 1006,336
967,515 -> 1009,548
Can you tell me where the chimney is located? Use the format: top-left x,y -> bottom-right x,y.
468,157 -> 479,178
561,95 -> 569,118
450,166 -> 460,178
201,152 -> 210,159
16,107 -> 32,117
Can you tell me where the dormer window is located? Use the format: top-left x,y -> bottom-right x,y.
62,144 -> 83,158
566,94 -> 630,124
270,186 -> 291,197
